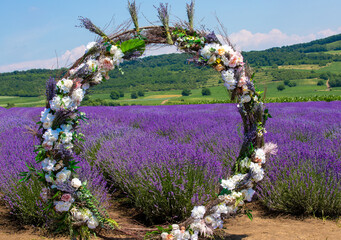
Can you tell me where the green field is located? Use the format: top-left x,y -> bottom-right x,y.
1,63 -> 340,107
0,96 -> 45,107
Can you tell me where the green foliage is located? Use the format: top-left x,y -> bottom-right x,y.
317,80 -> 325,86
243,33 -> 341,67
5,103 -> 15,108
110,90 -> 120,100
131,91 -> 138,99
119,90 -> 124,97
288,81 -> 297,87
201,87 -> 211,96
0,68 -> 67,97
137,90 -> 145,97
182,89 -> 191,96
120,39 -> 145,55
82,98 -> 121,106
320,72 -> 329,80
283,79 -> 290,85
277,85 -> 285,91
329,74 -> 341,87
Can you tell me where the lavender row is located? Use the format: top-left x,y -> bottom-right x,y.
1,101 -> 340,224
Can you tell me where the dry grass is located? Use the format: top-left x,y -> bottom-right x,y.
278,64 -> 321,70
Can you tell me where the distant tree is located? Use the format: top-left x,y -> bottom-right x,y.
283,79 -> 290,85
317,80 -> 324,86
181,89 -> 191,96
320,73 -> 329,80
288,81 -> 297,87
131,92 -> 138,99
137,90 -> 145,97
5,103 -> 15,109
277,85 -> 285,91
110,90 -> 120,100
119,90 -> 124,97
201,87 -> 211,96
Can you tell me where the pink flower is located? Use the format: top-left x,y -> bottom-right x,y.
99,57 -> 114,71
61,193 -> 72,202
228,53 -> 243,68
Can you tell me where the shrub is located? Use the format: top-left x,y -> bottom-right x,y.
288,81 -> 297,87
201,88 -> 211,96
317,80 -> 324,86
131,92 -> 138,99
181,89 -> 191,96
283,79 -> 290,85
277,85 -> 285,91
110,90 -> 120,100
119,90 -> 124,97
137,90 -> 145,97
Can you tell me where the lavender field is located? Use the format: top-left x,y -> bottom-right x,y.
0,102 -> 340,225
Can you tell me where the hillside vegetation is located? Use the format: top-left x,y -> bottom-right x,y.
1,34 -> 341,107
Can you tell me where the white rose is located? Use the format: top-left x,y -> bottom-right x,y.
40,108 -> 50,122
87,59 -> 98,72
61,131 -> 73,144
87,216 -> 99,229
183,231 -> 191,239
55,168 -> 71,184
93,72 -> 103,84
191,206 -> 205,219
50,96 -> 62,111
241,188 -> 255,202
71,178 -> 82,189
220,178 -> 235,190
172,224 -> 179,230
72,88 -> 84,105
204,215 -> 214,224
255,148 -> 266,163
240,94 -> 251,103
161,232 -> 169,240
231,191 -> 243,199
62,96 -> 73,109
41,158 -> 56,172
110,45 -> 118,55
221,70 -> 236,90
45,174 -> 53,183
250,162 -> 264,182
54,201 -> 72,212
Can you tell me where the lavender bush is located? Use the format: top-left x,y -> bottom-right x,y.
0,102 -> 340,225
0,108 -> 110,226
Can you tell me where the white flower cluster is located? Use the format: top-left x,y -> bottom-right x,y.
220,173 -> 247,191
199,43 -> 256,105
161,224 -> 192,240
221,69 -> 236,90
37,42 -> 125,233
70,207 -> 99,229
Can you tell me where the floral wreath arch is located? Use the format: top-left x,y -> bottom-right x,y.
21,1 -> 277,239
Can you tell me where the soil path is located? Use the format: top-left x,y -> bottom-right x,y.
0,201 -> 340,240
326,79 -> 331,90
161,99 -> 170,105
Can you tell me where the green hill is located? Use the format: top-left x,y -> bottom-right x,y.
1,34 -> 341,107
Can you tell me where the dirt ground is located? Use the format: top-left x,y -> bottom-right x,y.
0,200 -> 340,240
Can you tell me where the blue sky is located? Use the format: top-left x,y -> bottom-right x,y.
0,0 -> 340,72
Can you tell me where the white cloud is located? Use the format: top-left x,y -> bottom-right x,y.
0,45 -> 86,73
228,27 -> 341,51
